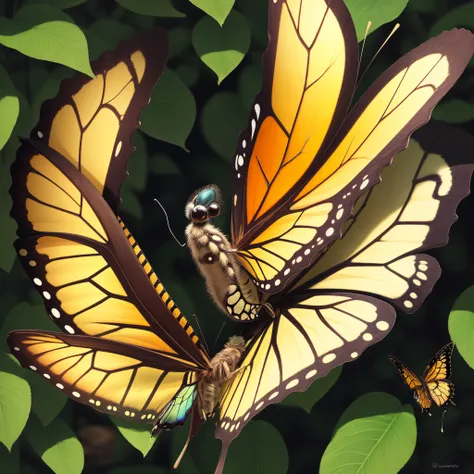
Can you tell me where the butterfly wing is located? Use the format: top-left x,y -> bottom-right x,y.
423,342 -> 454,382
426,381 -> 455,408
31,28 -> 167,212
232,2 -> 473,293
288,122 -> 474,315
11,139 -> 208,368
423,342 -> 455,407
389,356 -> 433,412
8,330 -> 197,428
214,122 -> 473,470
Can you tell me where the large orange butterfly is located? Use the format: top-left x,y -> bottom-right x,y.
183,0 -> 474,468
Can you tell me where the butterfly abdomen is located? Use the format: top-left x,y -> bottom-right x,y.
186,223 -> 260,321
198,336 -> 246,418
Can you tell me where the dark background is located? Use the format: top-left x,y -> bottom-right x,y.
1,0 -> 474,473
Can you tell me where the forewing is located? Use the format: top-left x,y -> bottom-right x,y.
423,342 -> 454,382
32,28 -> 167,212
388,356 -> 423,389
8,330 -> 198,427
236,29 -> 474,293
290,122 -> 474,314
215,293 -> 395,473
231,0 -> 358,243
11,140 -> 208,368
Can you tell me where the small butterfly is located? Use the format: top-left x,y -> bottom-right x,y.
389,342 -> 456,415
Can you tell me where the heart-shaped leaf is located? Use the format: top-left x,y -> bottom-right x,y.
449,286 -> 474,370
321,392 -> 416,474
0,353 -> 32,450
26,416 -> 84,474
201,92 -> 247,159
192,10 -> 251,84
0,5 -> 93,77
189,0 -> 235,26
117,0 -> 184,18
433,99 -> 474,124
111,417 -> 157,457
140,68 -> 196,150
0,66 -> 19,152
344,0 -> 410,41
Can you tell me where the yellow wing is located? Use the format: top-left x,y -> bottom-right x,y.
231,0 -> 474,293
11,139 -> 208,368
31,28 -> 167,212
215,292 -> 395,473
291,122 -> 474,313
388,355 -> 423,390
8,330 -> 198,428
426,381 -> 455,408
214,122 -> 473,470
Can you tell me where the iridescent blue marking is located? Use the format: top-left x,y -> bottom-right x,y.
195,188 -> 216,207
158,384 -> 197,428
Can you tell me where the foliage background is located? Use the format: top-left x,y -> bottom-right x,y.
0,0 -> 474,473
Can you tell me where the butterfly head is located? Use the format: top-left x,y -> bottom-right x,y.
185,185 -> 221,225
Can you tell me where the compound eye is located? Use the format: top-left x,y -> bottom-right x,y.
208,202 -> 220,218
192,205 -> 208,223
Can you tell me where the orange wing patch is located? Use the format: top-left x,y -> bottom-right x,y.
231,0 -> 358,242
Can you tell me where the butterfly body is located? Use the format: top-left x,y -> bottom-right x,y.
389,342 -> 456,414
185,187 -> 261,321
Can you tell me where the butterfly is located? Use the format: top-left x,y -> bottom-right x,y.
5,5 -> 474,474
6,27 -> 248,471
183,0 -> 474,468
389,342 -> 456,414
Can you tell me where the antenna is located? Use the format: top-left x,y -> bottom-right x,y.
359,21 -> 372,64
357,23 -> 400,89
154,198 -> 186,247
192,313 -> 210,355
212,321 -> 227,354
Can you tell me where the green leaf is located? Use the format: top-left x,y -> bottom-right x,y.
0,66 -> 19,152
120,188 -> 142,219
321,392 -> 416,474
140,68 -> 196,150
0,443 -> 19,474
88,19 -> 136,50
0,303 -> 57,352
225,421 -> 288,474
175,64 -> 200,88
429,4 -> 474,38
0,353 -> 32,450
433,99 -> 474,124
150,153 -> 181,176
0,5 -> 93,77
24,0 -> 86,8
280,366 -> 342,413
169,28 -> 191,58
117,0 -> 185,18
170,420 -> 201,474
110,467 -> 168,474
344,0 -> 409,41
26,416 -> 84,474
448,286 -> 474,370
124,131 -> 147,191
111,417 -> 157,457
407,0 -> 437,13
189,0 -> 235,26
238,0 -> 268,47
238,63 -> 262,110
26,372 -> 67,426
201,92 -> 247,159
192,10 -> 251,84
